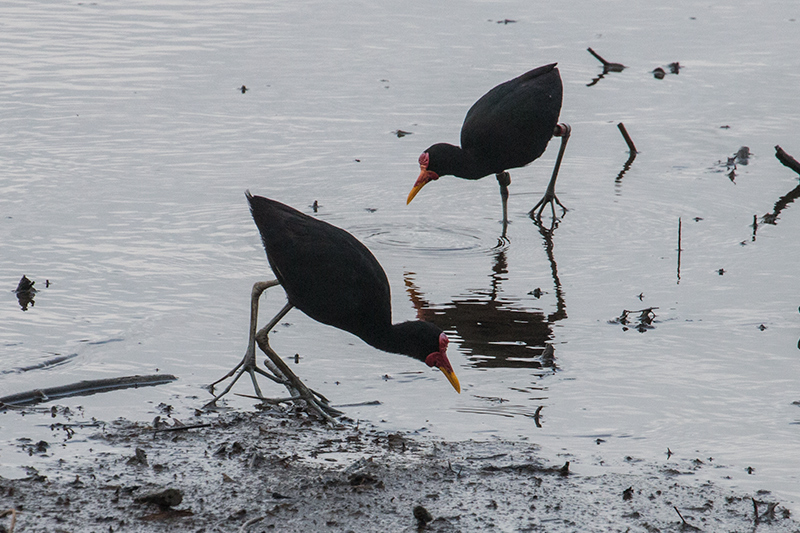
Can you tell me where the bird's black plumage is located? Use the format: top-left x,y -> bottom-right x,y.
247,193 -> 454,371
407,64 -> 569,229
426,63 -> 562,180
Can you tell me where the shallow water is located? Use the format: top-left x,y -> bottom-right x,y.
1,0 -> 799,512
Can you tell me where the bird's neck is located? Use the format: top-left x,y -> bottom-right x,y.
364,321 -> 437,362
429,143 -> 491,180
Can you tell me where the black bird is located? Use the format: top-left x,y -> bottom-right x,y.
407,63 -> 571,228
207,193 -> 460,417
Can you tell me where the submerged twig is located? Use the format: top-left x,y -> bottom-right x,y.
3,353 -> 78,375
673,506 -> 700,530
153,423 -> 212,434
239,515 -> 266,532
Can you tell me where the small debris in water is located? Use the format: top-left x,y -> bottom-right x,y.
413,505 -> 433,526
610,308 -> 658,332
393,129 -> 413,138
653,67 -> 666,79
736,146 -> 751,165
15,275 -> 35,293
239,85 -> 248,93
14,275 -> 37,311
127,447 -> 148,466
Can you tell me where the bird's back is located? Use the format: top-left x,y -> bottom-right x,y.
247,193 -> 392,342
461,63 -> 562,173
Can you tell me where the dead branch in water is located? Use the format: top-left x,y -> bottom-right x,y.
0,374 -> 177,407
618,122 -> 638,154
775,145 -> 800,176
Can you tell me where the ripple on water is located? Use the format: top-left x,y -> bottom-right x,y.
349,223 -> 498,256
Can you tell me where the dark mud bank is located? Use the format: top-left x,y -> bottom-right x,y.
2,409 -> 798,532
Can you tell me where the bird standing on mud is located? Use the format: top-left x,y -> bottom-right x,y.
207,193 -> 460,420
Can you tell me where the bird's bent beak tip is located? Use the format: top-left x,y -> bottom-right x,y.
441,368 -> 460,393
406,183 -> 424,205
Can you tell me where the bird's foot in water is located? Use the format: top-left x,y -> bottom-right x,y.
252,330 -> 343,424
203,346 -> 288,409
204,343 -> 342,424
529,193 -> 567,223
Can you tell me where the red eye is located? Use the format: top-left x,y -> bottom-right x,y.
419,152 -> 430,167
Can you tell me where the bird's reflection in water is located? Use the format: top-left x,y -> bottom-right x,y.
404,225 -> 566,375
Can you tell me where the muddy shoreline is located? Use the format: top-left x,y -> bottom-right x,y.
1,407 -> 797,532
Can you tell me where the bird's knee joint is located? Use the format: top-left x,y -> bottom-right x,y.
554,123 -> 571,138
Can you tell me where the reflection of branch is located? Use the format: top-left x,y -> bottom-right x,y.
761,181 -> 800,225
613,124 -> 637,190
776,145 -> 800,176
615,154 -> 636,189
759,146 -> 800,225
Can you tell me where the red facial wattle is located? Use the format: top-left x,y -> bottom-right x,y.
407,152 -> 439,205
424,333 -> 460,393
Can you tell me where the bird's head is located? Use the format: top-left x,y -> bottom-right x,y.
407,151 -> 440,204
424,332 -> 460,393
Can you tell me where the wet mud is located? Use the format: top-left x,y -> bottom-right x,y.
2,408 -> 798,532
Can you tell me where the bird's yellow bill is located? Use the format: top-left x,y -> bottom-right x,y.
440,367 -> 461,393
407,169 -> 438,204
406,181 -> 426,204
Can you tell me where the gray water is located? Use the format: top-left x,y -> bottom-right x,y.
2,0 -> 800,512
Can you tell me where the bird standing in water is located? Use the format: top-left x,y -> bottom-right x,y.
407,63 -> 571,232
206,193 -> 460,420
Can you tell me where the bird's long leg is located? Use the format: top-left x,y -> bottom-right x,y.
496,171 -> 511,238
204,280 -> 284,408
253,328 -> 343,424
205,280 -> 342,423
530,123 -> 571,222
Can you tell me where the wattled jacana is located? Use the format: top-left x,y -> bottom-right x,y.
206,193 -> 460,420
407,63 -> 571,228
